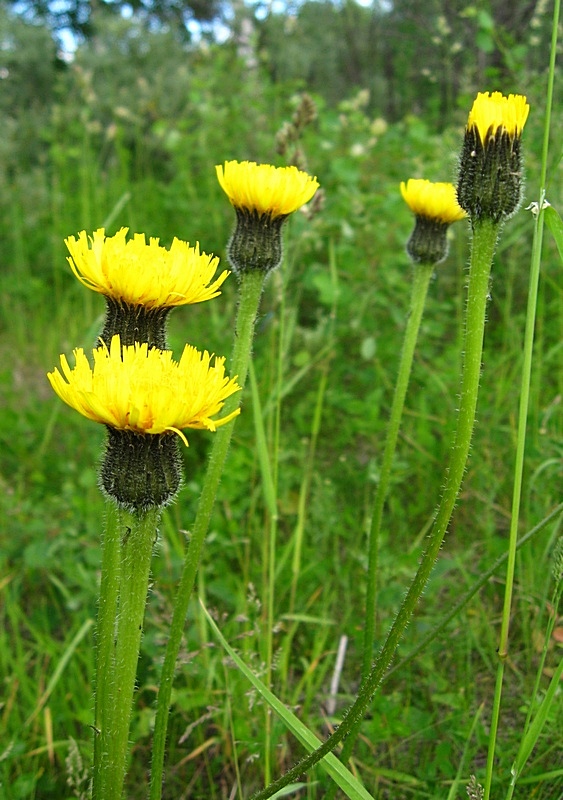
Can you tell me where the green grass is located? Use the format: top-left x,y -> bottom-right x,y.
1,29 -> 562,800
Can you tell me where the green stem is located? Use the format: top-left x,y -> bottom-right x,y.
362,262 -> 433,677
384,505 -> 562,687
331,262 -> 436,775
149,269 -> 266,800
483,209 -> 544,800
483,4 -> 559,793
248,360 -> 279,785
93,502 -> 122,798
290,238 -> 337,614
483,141 -> 552,800
249,219 -> 498,800
97,505 -> 161,800
504,581 -> 563,800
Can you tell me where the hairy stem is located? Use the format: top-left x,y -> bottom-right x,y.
149,270 -> 266,800
249,219 -> 498,800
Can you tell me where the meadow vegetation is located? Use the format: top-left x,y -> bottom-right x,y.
0,3 -> 561,799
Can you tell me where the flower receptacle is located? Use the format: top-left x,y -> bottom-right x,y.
228,209 -> 286,275
100,299 -> 171,349
100,428 -> 183,511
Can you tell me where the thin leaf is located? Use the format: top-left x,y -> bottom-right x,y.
510,654 -> 563,783
544,205 -> 563,264
200,601 -> 376,800
25,617 -> 94,725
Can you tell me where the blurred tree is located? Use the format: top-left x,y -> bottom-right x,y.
0,7 -> 62,170
256,1 -> 378,106
256,0 -> 552,127
5,0 -> 224,40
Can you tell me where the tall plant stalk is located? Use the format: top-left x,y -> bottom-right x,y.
94,506 -> 161,800
149,270 -> 266,800
361,261 -> 434,677
250,219 -> 499,800
483,2 -> 560,795
329,260 -> 435,778
93,503 -> 121,794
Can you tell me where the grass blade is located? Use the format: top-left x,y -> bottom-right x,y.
200,600 -> 376,800
544,204 -> 563,264
25,617 -> 94,726
509,654 -> 563,789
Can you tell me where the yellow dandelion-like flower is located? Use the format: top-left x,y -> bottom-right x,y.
467,91 -> 529,145
47,335 -> 241,446
216,160 -> 319,218
401,179 -> 467,265
65,228 -> 229,308
400,179 -> 467,225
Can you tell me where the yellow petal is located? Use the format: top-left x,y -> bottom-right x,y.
400,179 -> 467,224
64,228 -> 229,308
47,335 -> 241,444
216,160 -> 319,217
467,91 -> 529,144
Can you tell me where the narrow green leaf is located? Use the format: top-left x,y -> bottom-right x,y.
270,784 -> 307,798
544,205 -> 563,264
25,617 -> 94,726
200,601 -> 376,800
511,654 -> 563,781
249,362 -> 277,516
518,767 -> 563,784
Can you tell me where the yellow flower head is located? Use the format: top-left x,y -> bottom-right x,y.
401,179 -> 466,265
47,335 -> 241,446
400,179 -> 467,225
65,228 -> 229,308
467,91 -> 529,145
458,91 -> 529,223
216,160 -> 319,218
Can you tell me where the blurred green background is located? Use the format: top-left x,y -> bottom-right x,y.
0,1 -> 561,798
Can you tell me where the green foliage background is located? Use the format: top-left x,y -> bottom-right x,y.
0,2 -> 561,798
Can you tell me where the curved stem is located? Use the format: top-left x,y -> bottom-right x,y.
384,504 -> 562,687
149,270 -> 266,800
249,219 -> 498,800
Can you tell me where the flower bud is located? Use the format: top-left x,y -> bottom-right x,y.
457,92 -> 529,223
